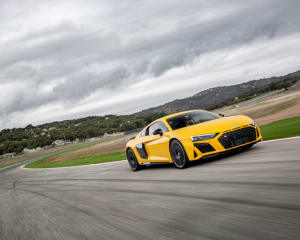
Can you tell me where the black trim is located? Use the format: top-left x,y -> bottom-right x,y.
197,139 -> 260,160
194,143 -> 215,153
256,127 -> 260,138
136,143 -> 148,159
218,126 -> 256,149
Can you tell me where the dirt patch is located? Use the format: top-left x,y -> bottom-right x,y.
0,142 -> 89,168
45,134 -> 135,163
255,98 -> 300,125
218,87 -> 300,125
242,99 -> 297,119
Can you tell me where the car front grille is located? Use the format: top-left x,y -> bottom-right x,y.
218,127 -> 256,149
194,143 -> 215,153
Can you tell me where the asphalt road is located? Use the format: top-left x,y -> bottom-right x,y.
1,138 -> 300,240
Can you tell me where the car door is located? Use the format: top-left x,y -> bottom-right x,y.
144,121 -> 170,162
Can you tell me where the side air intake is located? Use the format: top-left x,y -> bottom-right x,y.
194,143 -> 215,153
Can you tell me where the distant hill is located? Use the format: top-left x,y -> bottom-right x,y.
0,70 -> 299,155
136,70 -> 300,115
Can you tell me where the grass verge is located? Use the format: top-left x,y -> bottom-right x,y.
260,116 -> 300,140
25,151 -> 126,168
0,134 -> 126,169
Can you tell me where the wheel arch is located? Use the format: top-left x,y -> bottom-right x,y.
169,137 -> 179,149
169,137 -> 194,161
126,146 -> 132,154
126,146 -> 143,165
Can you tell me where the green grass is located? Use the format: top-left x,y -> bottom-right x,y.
25,151 -> 126,168
260,116 -> 300,140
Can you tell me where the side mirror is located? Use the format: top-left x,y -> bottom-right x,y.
218,113 -> 225,117
153,128 -> 163,136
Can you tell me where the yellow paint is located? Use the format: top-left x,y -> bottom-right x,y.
126,110 -> 262,164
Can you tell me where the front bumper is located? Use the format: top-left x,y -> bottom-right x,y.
198,138 -> 262,160
190,125 -> 262,161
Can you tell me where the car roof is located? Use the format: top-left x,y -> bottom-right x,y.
138,109 -> 207,136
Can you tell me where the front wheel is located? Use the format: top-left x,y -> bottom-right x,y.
127,148 -> 141,171
170,139 -> 189,169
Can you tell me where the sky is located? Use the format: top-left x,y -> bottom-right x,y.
1,0 -> 300,129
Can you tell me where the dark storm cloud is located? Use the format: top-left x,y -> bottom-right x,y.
1,0 -> 300,128
52,66 -> 130,101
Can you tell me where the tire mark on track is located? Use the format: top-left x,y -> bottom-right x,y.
6,185 -> 300,212
7,178 -> 300,189
204,159 -> 300,166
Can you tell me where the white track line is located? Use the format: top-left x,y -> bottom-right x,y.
21,159 -> 127,170
260,136 -> 300,143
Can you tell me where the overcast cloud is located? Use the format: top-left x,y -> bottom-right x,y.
1,0 -> 300,129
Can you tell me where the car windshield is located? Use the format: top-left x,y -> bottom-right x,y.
167,111 -> 221,130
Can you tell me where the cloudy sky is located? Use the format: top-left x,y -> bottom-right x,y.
1,0 -> 300,129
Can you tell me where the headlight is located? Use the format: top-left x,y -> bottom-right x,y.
250,121 -> 256,127
190,133 -> 218,142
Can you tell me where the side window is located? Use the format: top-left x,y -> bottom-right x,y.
139,129 -> 146,137
147,121 -> 168,136
159,122 -> 169,133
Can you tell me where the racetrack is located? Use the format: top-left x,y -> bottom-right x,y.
1,138 -> 300,240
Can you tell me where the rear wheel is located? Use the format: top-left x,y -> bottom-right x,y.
170,139 -> 189,169
126,148 -> 141,171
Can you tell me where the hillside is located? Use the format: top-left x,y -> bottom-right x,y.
0,70 -> 299,155
137,70 -> 300,115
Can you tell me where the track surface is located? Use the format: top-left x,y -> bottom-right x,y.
1,138 -> 300,240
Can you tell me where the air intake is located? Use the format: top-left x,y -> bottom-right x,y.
194,143 -> 215,153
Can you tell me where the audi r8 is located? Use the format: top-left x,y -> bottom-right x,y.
126,110 -> 262,171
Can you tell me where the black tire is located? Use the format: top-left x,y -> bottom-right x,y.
126,148 -> 141,171
170,139 -> 189,169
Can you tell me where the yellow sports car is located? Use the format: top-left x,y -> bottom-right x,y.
126,110 -> 262,171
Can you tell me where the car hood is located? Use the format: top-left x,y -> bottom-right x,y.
174,115 -> 253,137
